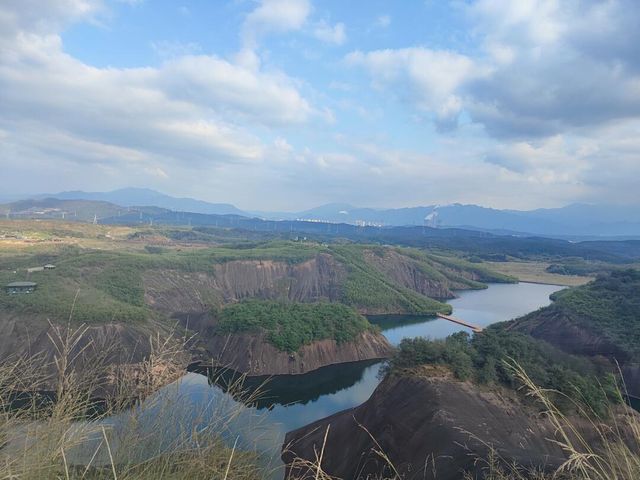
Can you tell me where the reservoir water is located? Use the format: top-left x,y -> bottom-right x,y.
79,282 -> 564,471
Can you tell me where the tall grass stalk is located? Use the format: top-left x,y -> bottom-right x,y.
0,318 -> 266,479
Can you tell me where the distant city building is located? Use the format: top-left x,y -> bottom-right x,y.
295,218 -> 335,223
355,220 -> 383,227
5,281 -> 37,294
44,264 -> 56,270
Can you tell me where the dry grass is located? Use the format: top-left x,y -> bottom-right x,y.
1,290 -> 639,480
283,360 -> 640,480
0,314 -> 267,480
484,261 -> 593,286
509,362 -> 640,480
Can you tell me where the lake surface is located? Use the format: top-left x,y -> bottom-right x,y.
82,282 -> 563,470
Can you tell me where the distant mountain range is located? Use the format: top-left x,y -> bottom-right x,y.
34,188 -> 246,216
3,188 -> 640,238
2,194 -> 639,262
0,197 -> 166,223
272,202 -> 640,238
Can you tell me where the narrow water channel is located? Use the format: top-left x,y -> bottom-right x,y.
71,282 -> 564,470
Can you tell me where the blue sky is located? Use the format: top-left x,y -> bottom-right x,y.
1,0 -> 639,211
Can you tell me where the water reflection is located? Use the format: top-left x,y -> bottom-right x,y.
193,282 -> 564,418
75,282 -> 564,472
193,359 -> 381,410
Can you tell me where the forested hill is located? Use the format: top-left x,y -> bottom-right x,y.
512,269 -> 640,362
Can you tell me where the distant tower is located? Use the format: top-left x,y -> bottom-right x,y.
92,214 -> 98,225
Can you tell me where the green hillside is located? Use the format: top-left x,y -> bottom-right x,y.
0,223 -> 514,324
546,269 -> 640,359
388,326 -> 620,416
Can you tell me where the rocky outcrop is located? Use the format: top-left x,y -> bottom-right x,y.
509,307 -> 640,396
193,329 -> 393,376
0,314 -> 152,365
143,254 -> 346,314
363,250 -> 456,299
283,368 -> 622,480
509,306 -> 630,361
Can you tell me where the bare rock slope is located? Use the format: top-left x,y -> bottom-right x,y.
283,369 -> 603,480
143,254 -> 346,314
195,329 -> 393,376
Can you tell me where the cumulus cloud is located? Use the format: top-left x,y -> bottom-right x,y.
0,0 -> 104,40
158,55 -> 313,125
485,136 -> 587,180
242,0 -> 311,48
465,0 -> 640,138
1,0 -> 639,209
346,48 -> 478,128
339,0 -> 640,205
0,0 -> 317,192
347,0 -> 640,138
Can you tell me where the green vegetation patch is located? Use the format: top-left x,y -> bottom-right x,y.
545,257 -> 616,277
95,263 -> 145,307
422,252 -> 517,285
0,237 -> 517,326
329,245 -> 452,315
549,269 -> 640,359
387,327 -> 620,417
0,240 -> 325,323
216,300 -> 374,352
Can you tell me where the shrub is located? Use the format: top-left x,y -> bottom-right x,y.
216,300 -> 374,352
387,327 -> 620,416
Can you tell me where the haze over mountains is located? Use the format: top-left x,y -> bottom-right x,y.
3,187 -> 640,239
34,188 -> 246,216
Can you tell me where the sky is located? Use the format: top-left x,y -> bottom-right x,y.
1,0 -> 639,211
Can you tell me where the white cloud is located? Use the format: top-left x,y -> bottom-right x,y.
347,0 -> 640,141
346,47 -> 478,128
158,54 -> 314,125
485,136 -> 587,180
1,0 -> 639,210
0,0 -> 317,195
242,0 -> 311,48
313,21 -> 346,45
463,0 -> 640,138
0,0 -> 104,41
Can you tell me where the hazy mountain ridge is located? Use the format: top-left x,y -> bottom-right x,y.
274,202 -> 640,237
0,197 -> 168,222
37,188 -> 247,216
5,188 -> 640,238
